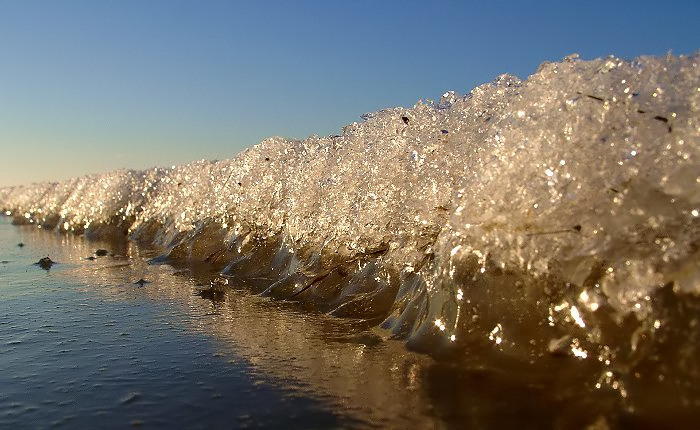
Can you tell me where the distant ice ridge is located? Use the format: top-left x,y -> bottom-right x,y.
2,54 -> 699,406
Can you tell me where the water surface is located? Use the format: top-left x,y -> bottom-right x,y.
3,216 -> 697,429
0,218 -> 376,428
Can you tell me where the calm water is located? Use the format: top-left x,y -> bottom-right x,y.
1,217 -> 420,429
6,216 -> 677,429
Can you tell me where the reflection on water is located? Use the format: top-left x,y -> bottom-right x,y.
4,218 -> 692,429
0,220 -> 357,428
1,218 -> 448,428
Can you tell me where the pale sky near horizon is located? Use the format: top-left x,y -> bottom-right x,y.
1,0 -> 698,186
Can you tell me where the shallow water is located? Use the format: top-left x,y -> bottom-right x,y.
2,214 -> 699,429
0,217 -> 387,428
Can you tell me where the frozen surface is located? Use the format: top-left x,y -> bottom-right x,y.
2,54 -> 699,418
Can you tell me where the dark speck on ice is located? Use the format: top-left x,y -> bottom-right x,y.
197,287 -> 226,302
36,256 -> 56,270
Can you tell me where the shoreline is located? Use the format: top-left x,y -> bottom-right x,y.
2,53 -> 699,426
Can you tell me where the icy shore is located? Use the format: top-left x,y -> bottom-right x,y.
2,53 -> 699,411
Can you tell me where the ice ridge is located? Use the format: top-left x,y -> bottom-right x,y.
1,53 -> 699,408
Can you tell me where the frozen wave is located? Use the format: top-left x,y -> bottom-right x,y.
2,53 -> 699,408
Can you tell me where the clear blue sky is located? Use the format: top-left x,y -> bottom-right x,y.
1,0 -> 698,186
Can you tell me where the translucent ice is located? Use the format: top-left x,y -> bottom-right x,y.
2,54 -> 699,412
